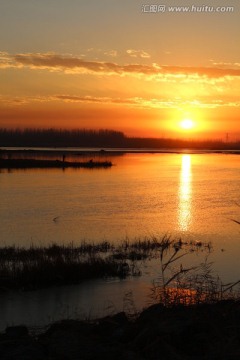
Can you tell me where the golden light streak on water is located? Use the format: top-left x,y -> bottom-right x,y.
178,154 -> 192,231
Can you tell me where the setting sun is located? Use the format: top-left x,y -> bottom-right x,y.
0,1 -> 239,140
180,119 -> 195,130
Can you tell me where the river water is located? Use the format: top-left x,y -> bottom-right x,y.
0,151 -> 240,329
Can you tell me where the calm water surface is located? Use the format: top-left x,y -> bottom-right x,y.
1,152 -> 239,246
0,152 -> 240,329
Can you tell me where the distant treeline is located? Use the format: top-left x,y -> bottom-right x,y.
123,137 -> 240,150
0,128 -> 126,148
1,128 -> 240,150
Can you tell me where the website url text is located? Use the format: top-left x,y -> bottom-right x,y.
141,4 -> 234,13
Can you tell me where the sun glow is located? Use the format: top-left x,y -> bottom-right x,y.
180,118 -> 194,130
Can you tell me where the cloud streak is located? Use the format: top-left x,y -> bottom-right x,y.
1,52 -> 240,80
1,94 -> 239,110
126,49 -> 151,58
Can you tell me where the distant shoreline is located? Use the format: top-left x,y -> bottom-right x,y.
0,157 -> 112,169
1,129 -> 240,151
1,147 -> 240,156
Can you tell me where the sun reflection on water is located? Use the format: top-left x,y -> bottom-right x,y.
178,154 -> 192,231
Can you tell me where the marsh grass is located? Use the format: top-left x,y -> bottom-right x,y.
150,237 -> 240,306
0,242 -> 130,290
0,237 -> 209,291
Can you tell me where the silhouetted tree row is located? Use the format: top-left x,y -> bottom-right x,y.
0,128 -> 127,147
1,128 -> 240,149
125,136 -> 240,150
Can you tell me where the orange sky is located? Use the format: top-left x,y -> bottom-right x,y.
0,0 -> 240,140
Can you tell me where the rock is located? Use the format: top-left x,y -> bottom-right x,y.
5,325 -> 28,337
96,311 -> 129,338
138,303 -> 165,322
2,302 -> 240,359
0,327 -> 45,360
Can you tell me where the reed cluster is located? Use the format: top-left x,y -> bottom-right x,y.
0,236 -> 230,302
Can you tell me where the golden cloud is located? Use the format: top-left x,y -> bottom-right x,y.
126,49 -> 151,58
1,52 -> 240,80
1,94 -> 239,110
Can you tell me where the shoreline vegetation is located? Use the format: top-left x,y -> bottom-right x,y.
1,236 -> 239,306
0,238 -> 211,292
1,128 -> 240,150
0,158 -> 112,169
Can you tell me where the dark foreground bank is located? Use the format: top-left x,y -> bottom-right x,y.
1,300 -> 240,360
